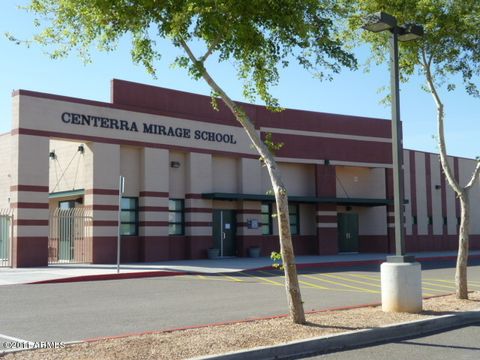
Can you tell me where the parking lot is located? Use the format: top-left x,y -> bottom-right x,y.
1,259 -> 479,351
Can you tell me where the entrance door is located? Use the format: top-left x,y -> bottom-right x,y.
338,213 -> 359,253
213,210 -> 236,257
58,200 -> 76,261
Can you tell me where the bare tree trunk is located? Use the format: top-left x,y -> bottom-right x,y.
422,50 -> 480,300
180,40 -> 306,324
456,191 -> 470,299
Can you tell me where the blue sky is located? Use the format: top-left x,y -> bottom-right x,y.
0,1 -> 478,160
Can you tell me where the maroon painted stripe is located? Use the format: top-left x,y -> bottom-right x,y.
11,202 -> 49,209
85,204 -> 119,211
10,185 -> 49,192
440,161 -> 447,233
316,215 -> 337,223
12,128 -> 259,160
139,206 -> 169,212
236,209 -> 261,215
139,221 -> 169,226
454,158 -> 460,223
14,219 -> 49,226
425,153 -> 433,236
139,191 -> 169,198
185,221 -> 212,226
92,220 -> 118,226
85,188 -> 118,195
185,193 -> 203,199
409,151 -> 418,236
185,208 -> 213,213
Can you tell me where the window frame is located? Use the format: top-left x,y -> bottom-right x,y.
288,203 -> 300,235
120,197 -> 138,236
261,203 -> 273,235
168,199 -> 185,236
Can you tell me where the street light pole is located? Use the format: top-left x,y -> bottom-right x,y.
362,12 -> 424,313
389,25 -> 409,261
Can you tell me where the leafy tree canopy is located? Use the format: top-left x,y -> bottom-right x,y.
23,0 -> 357,107
347,0 -> 480,97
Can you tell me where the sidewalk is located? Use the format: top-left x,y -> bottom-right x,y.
1,250 -> 479,286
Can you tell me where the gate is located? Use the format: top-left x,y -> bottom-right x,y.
49,208 -> 93,264
0,209 -> 13,267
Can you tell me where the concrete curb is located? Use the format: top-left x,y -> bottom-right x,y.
26,254 -> 480,285
194,310 -> 480,360
28,270 -> 188,285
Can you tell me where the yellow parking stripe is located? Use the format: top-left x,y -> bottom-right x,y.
193,274 -> 238,283
256,270 -> 329,290
301,274 -> 380,294
421,281 -> 456,290
220,273 -> 243,282
321,273 -> 381,288
239,271 -> 284,287
348,273 -> 381,281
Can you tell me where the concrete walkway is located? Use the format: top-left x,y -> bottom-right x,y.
1,250 -> 479,286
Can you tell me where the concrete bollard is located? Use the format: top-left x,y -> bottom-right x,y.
381,261 -> 422,313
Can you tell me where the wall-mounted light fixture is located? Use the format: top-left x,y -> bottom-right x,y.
49,151 -> 56,160
78,144 -> 85,154
324,159 -> 330,165
435,185 -> 441,190
170,161 -> 181,168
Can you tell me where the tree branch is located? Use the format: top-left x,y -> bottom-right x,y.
421,48 -> 463,195
199,36 -> 221,64
465,161 -> 480,190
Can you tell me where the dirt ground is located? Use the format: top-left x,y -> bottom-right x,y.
3,292 -> 480,360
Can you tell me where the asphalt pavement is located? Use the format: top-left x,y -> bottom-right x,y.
1,258 -> 479,348
305,322 -> 480,359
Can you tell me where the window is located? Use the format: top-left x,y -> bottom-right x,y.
169,199 -> 184,235
261,203 -> 272,235
289,204 -> 299,235
120,197 -> 138,236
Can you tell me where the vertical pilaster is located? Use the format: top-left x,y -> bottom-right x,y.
139,147 -> 169,261
10,133 -> 50,267
84,142 -> 120,264
186,152 -> 213,258
315,164 -> 338,255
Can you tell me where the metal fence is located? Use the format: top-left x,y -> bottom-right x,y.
0,209 -> 13,267
48,208 -> 93,264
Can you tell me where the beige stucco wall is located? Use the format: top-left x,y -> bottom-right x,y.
212,156 -> 238,193
403,150 -> 413,236
169,151 -> 186,198
335,166 -> 385,198
261,162 -> 315,197
120,146 -> 140,197
460,158 -> 480,234
49,139 -> 86,193
0,133 -> 11,208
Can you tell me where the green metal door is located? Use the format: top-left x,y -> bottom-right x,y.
338,213 -> 359,252
58,200 -> 76,261
213,210 -> 236,257
0,215 -> 11,265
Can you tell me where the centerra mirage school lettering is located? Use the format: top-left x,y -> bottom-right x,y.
61,112 -> 237,144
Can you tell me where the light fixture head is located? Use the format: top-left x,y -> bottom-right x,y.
49,151 -> 56,160
398,23 -> 424,41
362,12 -> 397,32
170,161 -> 181,168
78,144 -> 85,154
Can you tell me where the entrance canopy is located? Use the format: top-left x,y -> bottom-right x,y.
201,192 -> 394,207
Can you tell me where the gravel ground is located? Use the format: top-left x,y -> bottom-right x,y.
3,292 -> 480,360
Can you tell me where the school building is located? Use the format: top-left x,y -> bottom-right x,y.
0,79 -> 479,267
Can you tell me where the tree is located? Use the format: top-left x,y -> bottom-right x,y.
348,0 -> 480,299
19,0 -> 356,323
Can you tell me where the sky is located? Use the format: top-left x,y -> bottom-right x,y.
0,1 -> 479,160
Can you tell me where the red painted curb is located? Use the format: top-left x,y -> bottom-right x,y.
28,270 -> 188,285
27,254 -> 480,285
